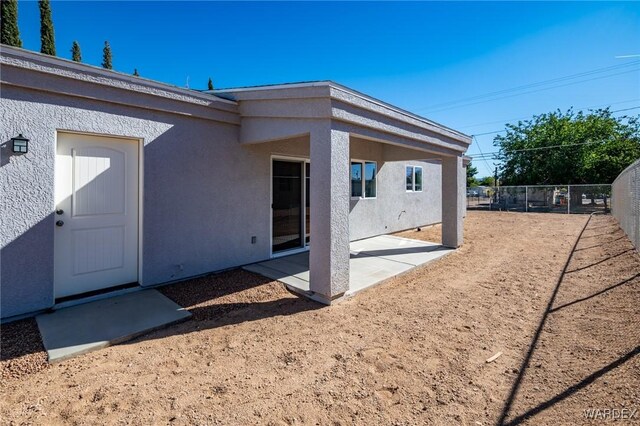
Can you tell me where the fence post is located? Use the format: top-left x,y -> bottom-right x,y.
567,185 -> 571,214
525,186 -> 528,212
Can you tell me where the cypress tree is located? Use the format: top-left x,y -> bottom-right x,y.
71,41 -> 81,62
133,68 -> 139,76
101,41 -> 112,69
207,77 -> 214,90
1,0 -> 22,47
38,0 -> 56,55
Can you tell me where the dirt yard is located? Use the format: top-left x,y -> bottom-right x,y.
1,211 -> 639,425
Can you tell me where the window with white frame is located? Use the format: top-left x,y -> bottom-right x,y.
406,165 -> 423,192
351,160 -> 377,198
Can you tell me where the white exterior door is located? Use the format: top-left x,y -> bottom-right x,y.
54,133 -> 139,298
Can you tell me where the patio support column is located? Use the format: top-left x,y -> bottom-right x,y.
309,124 -> 350,304
442,155 -> 464,248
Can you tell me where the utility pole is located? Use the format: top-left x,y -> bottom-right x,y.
493,167 -> 499,208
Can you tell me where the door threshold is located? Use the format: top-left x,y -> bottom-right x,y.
53,283 -> 142,311
271,246 -> 309,259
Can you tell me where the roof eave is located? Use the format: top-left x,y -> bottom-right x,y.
211,81 -> 471,146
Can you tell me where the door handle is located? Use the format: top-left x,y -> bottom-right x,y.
56,220 -> 64,227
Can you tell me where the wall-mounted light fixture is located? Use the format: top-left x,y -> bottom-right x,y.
11,134 -> 29,154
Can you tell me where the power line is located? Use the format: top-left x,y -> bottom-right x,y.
607,106 -> 640,113
417,60 -> 640,112
425,60 -> 640,110
471,135 -> 495,171
469,106 -> 640,138
420,68 -> 640,114
458,98 -> 640,130
473,129 -> 507,137
468,140 -> 605,159
468,104 -> 640,159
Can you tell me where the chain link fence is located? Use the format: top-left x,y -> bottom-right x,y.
612,159 -> 640,250
467,184 -> 612,214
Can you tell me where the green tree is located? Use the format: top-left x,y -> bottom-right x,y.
466,162 -> 478,187
71,41 -> 81,62
478,176 -> 495,186
494,108 -> 640,185
1,0 -> 22,47
38,0 -> 55,55
101,41 -> 112,69
207,77 -> 214,90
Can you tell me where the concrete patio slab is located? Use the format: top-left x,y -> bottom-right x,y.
257,253 -> 311,281
348,253 -> 415,293
243,262 -> 311,290
243,235 -> 454,300
356,235 -> 453,267
36,289 -> 191,363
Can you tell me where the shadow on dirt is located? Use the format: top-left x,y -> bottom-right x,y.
497,215 -> 640,425
129,269 -> 321,343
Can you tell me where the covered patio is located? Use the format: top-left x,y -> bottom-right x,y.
244,234 -> 454,301
216,81 -> 471,304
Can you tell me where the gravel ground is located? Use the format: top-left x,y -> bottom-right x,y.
1,211 -> 638,425
0,319 -> 48,381
158,269 -> 300,322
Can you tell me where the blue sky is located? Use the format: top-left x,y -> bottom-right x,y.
15,1 -> 640,177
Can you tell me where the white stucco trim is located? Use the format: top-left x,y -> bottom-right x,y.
0,45 -> 237,109
213,81 -> 471,144
213,81 -> 332,93
329,89 -> 469,145
340,125 -> 462,158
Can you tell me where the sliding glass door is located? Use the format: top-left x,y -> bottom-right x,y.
272,160 -> 305,254
305,162 -> 310,246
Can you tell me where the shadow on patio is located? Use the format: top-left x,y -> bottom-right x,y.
243,234 -> 454,296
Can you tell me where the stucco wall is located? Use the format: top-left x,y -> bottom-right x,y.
247,136 -> 443,244
349,138 -> 442,241
0,81 -> 271,318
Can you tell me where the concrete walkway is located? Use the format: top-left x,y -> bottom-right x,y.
244,234 -> 454,299
36,290 -> 191,363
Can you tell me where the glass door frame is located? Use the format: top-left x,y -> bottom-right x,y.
270,155 -> 311,258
